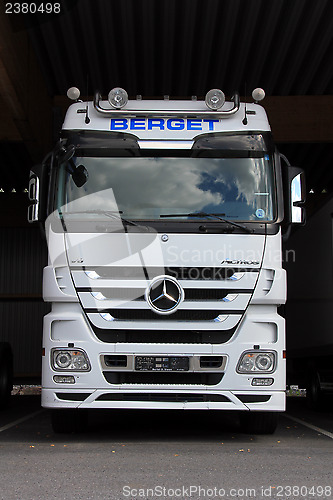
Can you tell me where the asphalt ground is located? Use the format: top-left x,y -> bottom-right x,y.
0,396 -> 333,500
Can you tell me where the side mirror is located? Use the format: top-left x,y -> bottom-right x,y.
291,171 -> 306,224
72,164 -> 89,188
280,154 -> 306,227
58,144 -> 88,187
28,170 -> 40,223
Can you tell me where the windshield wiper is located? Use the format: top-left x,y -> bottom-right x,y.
60,210 -> 151,230
160,212 -> 253,233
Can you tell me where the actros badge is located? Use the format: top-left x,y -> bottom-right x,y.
145,275 -> 184,315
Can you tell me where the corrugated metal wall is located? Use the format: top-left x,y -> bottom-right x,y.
0,226 -> 49,376
26,0 -> 333,97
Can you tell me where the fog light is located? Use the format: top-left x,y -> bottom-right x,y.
53,375 -> 75,384
237,351 -> 276,373
252,378 -> 274,386
52,349 -> 91,372
108,87 -> 128,108
205,89 -> 225,110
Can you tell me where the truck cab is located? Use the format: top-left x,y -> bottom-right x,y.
28,88 -> 305,433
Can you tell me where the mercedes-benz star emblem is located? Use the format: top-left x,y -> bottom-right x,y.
145,275 -> 184,315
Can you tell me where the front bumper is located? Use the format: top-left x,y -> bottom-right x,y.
42,388 -> 285,411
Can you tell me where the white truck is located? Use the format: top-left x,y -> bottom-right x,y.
28,87 -> 305,433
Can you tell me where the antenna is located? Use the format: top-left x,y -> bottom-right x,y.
85,75 -> 91,124
242,83 -> 248,126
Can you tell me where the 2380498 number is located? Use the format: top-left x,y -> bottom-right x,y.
5,3 -> 61,14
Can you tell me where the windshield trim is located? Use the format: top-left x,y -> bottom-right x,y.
54,132 -> 278,226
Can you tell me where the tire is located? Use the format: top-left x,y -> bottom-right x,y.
239,411 -> 279,434
0,344 -> 13,410
51,409 -> 88,434
306,369 -> 325,410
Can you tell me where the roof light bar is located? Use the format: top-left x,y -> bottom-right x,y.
205,89 -> 225,110
93,91 -> 240,118
108,87 -> 128,109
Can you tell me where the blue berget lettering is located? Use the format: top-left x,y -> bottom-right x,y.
110,119 -> 128,130
187,119 -> 202,130
148,119 -> 165,130
203,119 -> 219,131
167,119 -> 185,130
111,117 -> 220,131
130,118 -> 146,130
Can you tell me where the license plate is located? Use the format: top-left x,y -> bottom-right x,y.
135,356 -> 189,371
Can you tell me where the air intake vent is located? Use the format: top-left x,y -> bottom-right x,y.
56,393 -> 91,401
105,309 -> 222,321
262,270 -> 275,295
96,393 -> 230,403
83,266 -> 241,280
92,327 -> 237,344
237,394 -> 271,403
103,372 -> 224,385
104,355 -> 127,367
55,268 -> 67,292
200,356 -> 223,368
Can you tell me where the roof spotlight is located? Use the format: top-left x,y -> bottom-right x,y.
67,87 -> 81,101
205,89 -> 225,110
252,88 -> 265,102
108,87 -> 128,109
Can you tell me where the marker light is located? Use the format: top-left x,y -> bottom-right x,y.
205,89 -> 225,110
53,375 -> 75,384
67,87 -> 81,101
252,88 -> 265,102
252,378 -> 274,386
108,87 -> 128,108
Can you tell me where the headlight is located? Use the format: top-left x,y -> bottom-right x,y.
52,349 -> 91,372
237,351 -> 276,374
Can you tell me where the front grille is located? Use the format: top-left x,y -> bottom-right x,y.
85,288 -> 230,301
96,393 -> 230,403
105,309 -> 222,321
92,327 -> 237,344
103,372 -> 224,385
74,265 -> 256,344
83,266 -> 242,280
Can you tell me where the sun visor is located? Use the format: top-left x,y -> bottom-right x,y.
192,132 -> 274,152
61,130 -> 140,156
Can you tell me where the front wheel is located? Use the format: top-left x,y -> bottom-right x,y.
0,344 -> 13,410
239,411 -> 279,434
306,370 -> 325,410
51,409 -> 88,434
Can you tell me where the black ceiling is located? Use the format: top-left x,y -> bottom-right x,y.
24,0 -> 333,98
2,0 -> 333,208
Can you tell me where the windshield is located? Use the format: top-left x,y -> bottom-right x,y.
56,153 -> 276,222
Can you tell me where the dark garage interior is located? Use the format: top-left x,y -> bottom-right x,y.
0,0 -> 333,379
